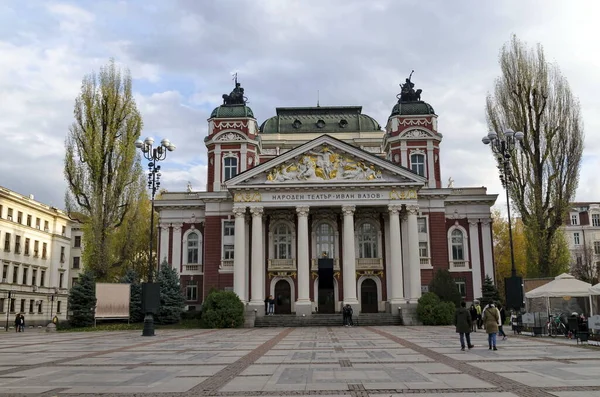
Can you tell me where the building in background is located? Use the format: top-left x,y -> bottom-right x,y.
155,77 -> 498,320
0,186 -> 71,326
565,202 -> 600,276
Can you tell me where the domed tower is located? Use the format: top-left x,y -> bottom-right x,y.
205,78 -> 260,192
383,72 -> 442,188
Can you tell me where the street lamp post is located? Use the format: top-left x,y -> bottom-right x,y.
4,291 -> 13,331
482,128 -> 524,311
135,136 -> 176,337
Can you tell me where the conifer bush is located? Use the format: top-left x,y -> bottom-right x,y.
155,262 -> 185,325
200,290 -> 244,328
68,270 -> 97,327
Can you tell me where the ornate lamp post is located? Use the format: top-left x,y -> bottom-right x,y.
134,136 -> 176,336
482,128 -> 524,311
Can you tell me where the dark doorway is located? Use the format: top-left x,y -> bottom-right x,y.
361,279 -> 378,313
274,280 -> 292,314
318,258 -> 335,314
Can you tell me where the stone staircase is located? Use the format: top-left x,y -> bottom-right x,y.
254,313 -> 402,327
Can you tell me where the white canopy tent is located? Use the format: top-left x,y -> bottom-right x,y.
525,273 -> 592,316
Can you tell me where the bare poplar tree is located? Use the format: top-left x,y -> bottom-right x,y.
486,35 -> 584,277
571,245 -> 599,285
64,60 -> 143,280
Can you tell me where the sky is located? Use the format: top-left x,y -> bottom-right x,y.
0,0 -> 598,214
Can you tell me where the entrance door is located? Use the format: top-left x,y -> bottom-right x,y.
360,279 -> 378,313
274,280 -> 291,314
318,258 -> 335,314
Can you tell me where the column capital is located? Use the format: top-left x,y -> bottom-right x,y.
341,205 -> 356,216
159,223 -> 171,230
296,206 -> 310,217
171,222 -> 183,231
250,206 -> 264,217
405,204 -> 419,215
468,219 -> 479,227
388,204 -> 402,215
480,218 -> 491,226
232,207 -> 246,218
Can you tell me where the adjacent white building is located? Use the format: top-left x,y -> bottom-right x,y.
565,202 -> 600,275
0,186 -> 71,326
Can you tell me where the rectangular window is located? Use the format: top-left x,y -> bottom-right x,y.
33,240 -> 39,257
417,217 -> 428,233
29,300 -> 34,313
7,208 -> 13,221
73,257 -> 80,269
186,280 -> 198,301
32,269 -> 37,286
57,301 -> 62,313
38,301 -> 42,313
223,245 -> 234,260
574,232 -> 581,245
59,273 -> 64,289
40,270 -> 45,287
74,236 -> 81,248
571,214 -> 578,225
455,278 -> 467,298
594,241 -> 600,255
9,299 -> 15,313
223,221 -> 235,236
22,268 -> 28,285
223,156 -> 238,181
72,277 -> 79,286
0,298 -> 4,313
20,299 -> 25,313
36,218 -> 40,229
419,242 -> 428,258
2,265 -> 7,281
60,246 -> 65,263
62,225 -> 66,236
26,215 -> 31,226
42,243 -> 47,259
593,214 -> 600,227
4,233 -> 11,251
12,266 -> 18,284
14,235 -> 21,254
17,211 -> 22,224
44,220 -> 49,232
24,238 -> 30,255
576,254 -> 583,266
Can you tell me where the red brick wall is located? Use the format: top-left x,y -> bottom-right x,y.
206,152 -> 214,192
434,147 -> 441,188
203,215 -> 226,299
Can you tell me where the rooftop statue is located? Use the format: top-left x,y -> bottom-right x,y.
397,70 -> 422,102
222,73 -> 247,105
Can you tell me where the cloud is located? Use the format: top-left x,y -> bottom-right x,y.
0,0 -> 598,217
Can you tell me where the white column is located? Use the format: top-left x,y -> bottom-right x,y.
213,145 -> 222,191
241,143 -> 248,172
342,205 -> 359,306
159,223 -> 170,265
249,207 -> 264,309
383,216 -> 391,302
406,204 -> 421,302
401,213 -> 410,299
244,215 -> 251,303
468,219 -> 483,299
400,141 -> 408,167
233,206 -> 247,303
296,206 -> 311,315
427,141 -> 436,188
171,223 -> 183,276
480,218 -> 494,282
388,205 -> 404,303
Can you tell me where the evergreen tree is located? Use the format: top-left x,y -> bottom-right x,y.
479,275 -> 501,307
155,261 -> 185,324
67,270 -> 97,327
120,268 -> 143,323
428,269 -> 462,307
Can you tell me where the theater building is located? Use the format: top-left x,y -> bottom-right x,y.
155,77 -> 497,319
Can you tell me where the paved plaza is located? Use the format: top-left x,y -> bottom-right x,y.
0,326 -> 598,396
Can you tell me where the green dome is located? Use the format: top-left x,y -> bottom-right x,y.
390,101 -> 435,116
210,104 -> 254,119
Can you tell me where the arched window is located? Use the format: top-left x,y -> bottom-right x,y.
223,156 -> 238,181
410,153 -> 425,176
357,222 -> 378,258
316,222 -> 335,258
273,223 -> 292,259
187,232 -> 199,263
451,229 -> 465,261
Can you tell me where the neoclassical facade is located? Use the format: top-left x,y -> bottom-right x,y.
155,78 -> 497,317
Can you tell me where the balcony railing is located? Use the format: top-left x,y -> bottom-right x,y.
420,257 -> 430,266
219,259 -> 234,272
311,258 -> 340,271
183,264 -> 203,273
268,258 -> 296,271
449,260 -> 469,271
356,258 -> 383,270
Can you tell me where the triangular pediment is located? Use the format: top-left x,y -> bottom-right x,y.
226,135 -> 427,188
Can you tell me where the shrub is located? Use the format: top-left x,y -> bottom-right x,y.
181,310 -> 203,321
200,290 -> 244,328
155,262 -> 186,325
429,269 -> 462,307
417,292 -> 456,325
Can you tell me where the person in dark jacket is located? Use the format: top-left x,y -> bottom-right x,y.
497,304 -> 507,340
455,301 -> 474,351
343,304 -> 354,326
469,304 -> 478,332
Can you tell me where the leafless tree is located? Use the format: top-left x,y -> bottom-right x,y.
571,244 -> 599,285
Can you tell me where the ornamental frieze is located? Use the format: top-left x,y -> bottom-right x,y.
389,189 -> 418,200
233,192 -> 262,202
268,271 -> 297,279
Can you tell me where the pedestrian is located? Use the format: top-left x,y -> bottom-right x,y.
497,304 -> 507,340
469,304 -> 478,332
343,304 -> 353,326
19,314 -> 25,332
455,301 -> 474,351
14,314 -> 20,333
483,303 -> 500,350
267,295 -> 275,315
475,301 -> 482,329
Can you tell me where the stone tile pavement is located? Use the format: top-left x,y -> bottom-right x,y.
0,325 -> 598,396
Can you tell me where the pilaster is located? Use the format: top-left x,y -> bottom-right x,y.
468,219 -> 483,299
406,204 -> 421,302
171,223 -> 183,276
342,205 -> 359,309
480,218 -> 494,282
233,206 -> 247,303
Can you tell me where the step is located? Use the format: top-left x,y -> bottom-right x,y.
255,313 -> 402,327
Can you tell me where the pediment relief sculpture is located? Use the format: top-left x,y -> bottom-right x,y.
266,145 -> 383,183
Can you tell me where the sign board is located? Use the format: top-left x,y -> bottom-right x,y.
588,315 -> 600,330
95,283 -> 130,320
421,286 -> 429,293
521,312 -> 535,325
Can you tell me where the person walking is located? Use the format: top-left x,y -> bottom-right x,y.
497,304 -> 507,340
267,295 -> 275,315
469,304 -> 478,332
19,314 -> 25,332
343,304 -> 354,326
483,303 -> 500,350
455,301 -> 474,351
14,314 -> 20,333
475,301 -> 483,329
